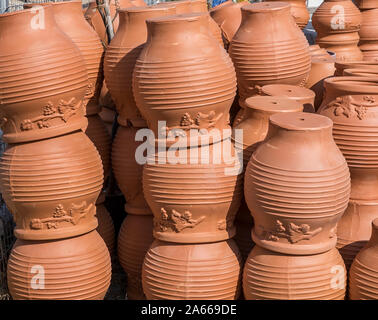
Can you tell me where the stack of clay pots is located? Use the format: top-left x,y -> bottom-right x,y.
0,4 -> 111,299
356,0 -> 378,61
312,0 -> 363,61
229,2 -> 311,124
130,12 -> 243,300
318,77 -> 378,273
105,5 -> 176,300
243,111 -> 351,299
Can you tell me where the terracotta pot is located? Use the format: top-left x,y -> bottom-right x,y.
209,1 -> 248,49
104,6 -> 176,127
52,1 -> 104,116
96,193 -> 115,254
349,218 -> 378,300
260,84 -> 315,113
99,80 -> 115,110
190,0 -> 224,47
85,114 -> 111,179
312,0 -> 363,62
243,246 -> 346,300
306,56 -> 336,111
334,60 -> 378,75
143,138 -> 243,243
245,112 -> 351,255
263,0 -> 309,30
229,2 -> 311,105
110,0 -> 144,32
0,7 -> 88,143
343,67 -> 378,76
318,76 -> 378,269
0,131 -> 103,240
234,219 -> 255,262
359,9 -> 378,41
7,230 -> 111,300
118,215 -> 154,300
112,126 -> 152,215
232,96 -> 303,167
142,239 -> 242,300
99,106 -> 116,135
84,2 -> 108,46
133,13 -> 236,140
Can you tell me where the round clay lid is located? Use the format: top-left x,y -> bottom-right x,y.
242,2 -> 290,12
244,96 -> 303,113
343,68 -> 378,76
335,60 -> 378,71
261,84 -> 315,100
270,112 -> 332,131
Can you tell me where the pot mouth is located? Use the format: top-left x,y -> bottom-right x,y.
311,56 -> 335,63
245,96 -> 303,113
209,1 -> 234,13
324,76 -> 378,93
242,2 -> 290,13
270,112 -> 332,131
261,84 -> 315,99
146,12 -> 206,23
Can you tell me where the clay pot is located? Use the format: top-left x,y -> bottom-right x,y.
245,112 -> 351,255
85,114 -> 111,179
104,6 -> 176,127
243,246 -> 346,300
343,67 -> 378,76
263,0 -> 310,30
312,0 -> 363,62
143,138 -> 243,243
96,193 -> 115,254
112,126 -> 151,215
334,60 -> 378,75
232,96 -> 303,167
84,2 -> 108,45
306,56 -> 336,111
0,7 -> 88,143
118,215 -> 154,300
359,9 -> 378,41
234,220 -> 255,262
349,218 -> 378,300
318,76 -> 378,269
133,13 -> 236,140
260,84 -> 315,113
7,230 -> 111,300
209,1 -> 248,49
229,2 -> 311,105
99,80 -> 115,110
52,1 -> 104,116
0,131 -> 103,240
142,239 -> 242,300
190,0 -> 224,47
110,0 -> 144,32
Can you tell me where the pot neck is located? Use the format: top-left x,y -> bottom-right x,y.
118,6 -> 176,37
52,0 -> 83,20
146,13 -> 210,44
190,0 -> 208,13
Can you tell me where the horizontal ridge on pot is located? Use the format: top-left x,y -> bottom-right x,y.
142,239 -> 242,300
0,7 -> 88,143
7,230 -> 111,300
132,12 -> 236,139
243,246 -> 346,300
0,131 -> 103,240
244,112 -> 351,255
